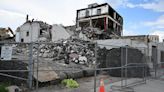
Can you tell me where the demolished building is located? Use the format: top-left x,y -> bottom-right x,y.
76,3 -> 123,39
16,16 -> 52,42
0,27 -> 15,41
3,2 -> 163,87
16,16 -> 73,42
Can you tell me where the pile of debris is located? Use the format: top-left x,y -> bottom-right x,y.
77,27 -> 119,40
14,38 -> 95,66
10,38 -> 96,85
78,27 -> 103,40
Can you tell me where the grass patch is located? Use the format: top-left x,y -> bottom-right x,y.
0,85 -> 8,92
61,79 -> 79,88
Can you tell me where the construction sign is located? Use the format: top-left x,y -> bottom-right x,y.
1,46 -> 12,60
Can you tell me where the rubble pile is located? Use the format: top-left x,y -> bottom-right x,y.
38,44 -> 57,58
14,38 -> 95,66
79,27 -> 102,40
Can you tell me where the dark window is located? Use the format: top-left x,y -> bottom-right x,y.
40,30 -> 43,35
26,31 -> 29,36
21,38 -> 24,42
86,10 -> 89,17
108,7 -> 114,17
97,9 -> 101,15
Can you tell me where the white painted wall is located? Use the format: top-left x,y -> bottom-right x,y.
18,22 -> 40,42
147,42 -> 157,57
78,5 -> 108,19
15,32 -> 20,42
96,39 -> 147,52
148,35 -> 159,43
157,42 -> 164,63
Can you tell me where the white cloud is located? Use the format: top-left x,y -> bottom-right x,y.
144,15 -> 164,29
0,0 -> 105,30
126,0 -> 164,12
0,9 -> 24,17
123,29 -> 138,36
142,14 -> 164,42
105,0 -> 129,8
139,1 -> 164,12
105,0 -> 164,12
126,3 -> 137,8
0,9 -> 25,31
150,31 -> 164,42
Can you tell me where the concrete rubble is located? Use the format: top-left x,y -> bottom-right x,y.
6,85 -> 22,92
12,36 -> 96,83
78,27 -> 104,40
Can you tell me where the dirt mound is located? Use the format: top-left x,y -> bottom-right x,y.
97,47 -> 150,77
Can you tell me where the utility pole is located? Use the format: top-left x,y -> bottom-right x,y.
28,42 -> 33,89
90,8 -> 93,28
94,42 -> 97,92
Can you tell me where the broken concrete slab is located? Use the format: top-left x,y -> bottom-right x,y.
33,66 -> 59,82
51,24 -> 71,42
6,85 -> 22,92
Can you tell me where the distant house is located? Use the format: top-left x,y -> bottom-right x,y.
16,21 -> 51,42
0,27 -> 14,41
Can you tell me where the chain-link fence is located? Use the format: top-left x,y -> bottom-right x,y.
151,62 -> 164,79
0,41 -> 163,92
94,44 -> 148,92
0,42 -> 33,91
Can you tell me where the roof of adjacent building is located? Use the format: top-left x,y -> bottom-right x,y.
21,20 -> 51,30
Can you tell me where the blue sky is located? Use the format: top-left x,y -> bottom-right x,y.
0,0 -> 164,41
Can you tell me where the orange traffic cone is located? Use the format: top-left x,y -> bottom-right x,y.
99,79 -> 105,92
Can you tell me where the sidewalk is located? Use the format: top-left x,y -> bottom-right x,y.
91,77 -> 164,92
32,76 -> 164,92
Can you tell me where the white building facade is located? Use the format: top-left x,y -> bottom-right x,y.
16,21 -> 51,42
